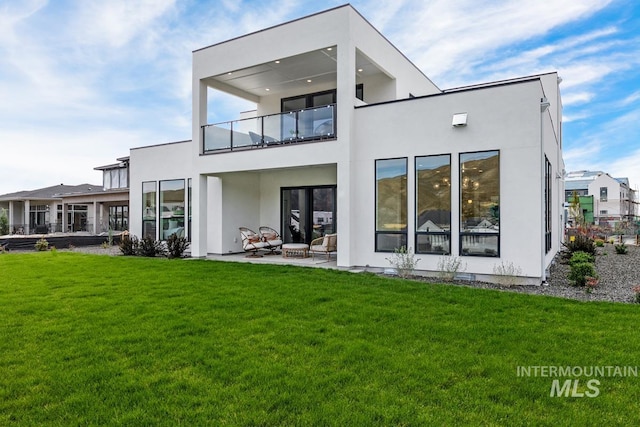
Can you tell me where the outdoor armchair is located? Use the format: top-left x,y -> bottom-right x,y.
239,227 -> 268,257
259,226 -> 283,255
309,233 -> 337,260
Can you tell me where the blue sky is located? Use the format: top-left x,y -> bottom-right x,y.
1,0 -> 639,195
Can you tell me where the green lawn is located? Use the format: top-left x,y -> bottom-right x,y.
1,252 -> 639,425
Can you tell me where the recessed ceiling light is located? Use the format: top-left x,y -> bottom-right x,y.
227,72 -> 232,75
327,47 -> 332,51
275,60 -> 280,64
307,79 -> 312,83
265,88 -> 270,91
357,68 -> 363,72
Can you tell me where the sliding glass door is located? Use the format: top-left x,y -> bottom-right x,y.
281,186 -> 336,244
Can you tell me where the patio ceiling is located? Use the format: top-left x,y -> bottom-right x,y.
205,47 -> 385,100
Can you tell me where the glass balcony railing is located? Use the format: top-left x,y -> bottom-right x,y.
202,104 -> 336,153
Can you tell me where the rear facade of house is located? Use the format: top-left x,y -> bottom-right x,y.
129,5 -> 565,284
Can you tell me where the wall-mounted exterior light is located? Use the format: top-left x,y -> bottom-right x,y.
452,113 -> 468,127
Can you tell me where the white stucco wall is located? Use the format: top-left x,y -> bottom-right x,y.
351,80 -> 550,280
129,141 -> 193,240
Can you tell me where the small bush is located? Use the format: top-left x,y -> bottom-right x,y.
633,285 -> 640,303
166,233 -> 190,259
137,237 -> 166,257
594,239 -> 605,247
569,251 -> 595,266
563,234 -> 595,256
569,262 -> 596,287
492,261 -> 523,286
614,243 -> 628,254
585,276 -> 599,294
0,208 -> 8,235
119,234 -> 139,256
34,238 -> 49,251
437,256 -> 466,281
385,246 -> 420,279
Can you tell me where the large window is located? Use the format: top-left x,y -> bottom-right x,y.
109,205 -> 128,231
142,181 -> 157,240
416,155 -> 451,254
376,158 -> 407,252
103,167 -> 128,190
460,151 -> 500,257
545,156 -> 552,253
160,180 -> 185,240
187,178 -> 192,242
600,187 -> 608,202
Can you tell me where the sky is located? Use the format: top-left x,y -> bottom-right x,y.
1,0 -> 639,196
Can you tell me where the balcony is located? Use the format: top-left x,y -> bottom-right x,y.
203,104 -> 336,153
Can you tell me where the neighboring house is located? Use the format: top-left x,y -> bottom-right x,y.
129,5 -> 565,283
0,157 -> 130,235
565,170 -> 636,227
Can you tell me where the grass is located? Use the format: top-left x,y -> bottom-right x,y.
1,252 -> 640,425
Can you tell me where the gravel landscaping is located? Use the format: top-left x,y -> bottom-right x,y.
426,243 -> 640,304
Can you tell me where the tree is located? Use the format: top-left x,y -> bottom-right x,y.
568,191 -> 584,227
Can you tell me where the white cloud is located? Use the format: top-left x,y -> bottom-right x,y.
381,0 -> 614,84
562,92 -> 594,106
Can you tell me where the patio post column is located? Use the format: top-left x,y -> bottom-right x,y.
62,203 -> 69,233
93,202 -> 99,234
24,200 -> 30,234
8,201 -> 14,233
191,174 -> 208,257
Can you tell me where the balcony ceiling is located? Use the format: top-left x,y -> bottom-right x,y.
206,47 -> 384,99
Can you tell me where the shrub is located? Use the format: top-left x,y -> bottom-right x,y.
633,285 -> 640,303
137,237 -> 166,257
568,261 -> 596,287
437,256 -> 466,281
0,208 -> 8,235
585,276 -> 599,293
385,246 -> 420,279
594,239 -> 605,247
492,261 -> 523,286
119,234 -> 139,256
34,238 -> 49,251
614,243 -> 628,254
569,251 -> 595,266
563,234 -> 595,256
166,233 -> 190,259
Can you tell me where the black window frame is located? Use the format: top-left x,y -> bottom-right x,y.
375,157 -> 408,252
415,154 -> 451,255
459,150 -> 500,257
545,156 -> 552,253
142,181 -> 157,240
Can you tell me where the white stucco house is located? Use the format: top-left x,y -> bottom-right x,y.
565,170 -> 636,227
129,5 -> 565,283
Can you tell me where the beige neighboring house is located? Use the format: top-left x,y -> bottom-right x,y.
0,157 -> 129,236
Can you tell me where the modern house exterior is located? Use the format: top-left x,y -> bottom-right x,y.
0,157 -> 130,235
129,5 -> 565,283
565,170 -> 636,227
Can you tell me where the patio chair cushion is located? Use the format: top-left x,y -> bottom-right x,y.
262,232 -> 277,241
322,234 -> 337,250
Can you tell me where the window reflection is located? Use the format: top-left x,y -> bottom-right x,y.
160,180 -> 186,240
460,151 -> 500,256
416,155 -> 451,254
142,181 -> 156,240
376,158 -> 407,252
